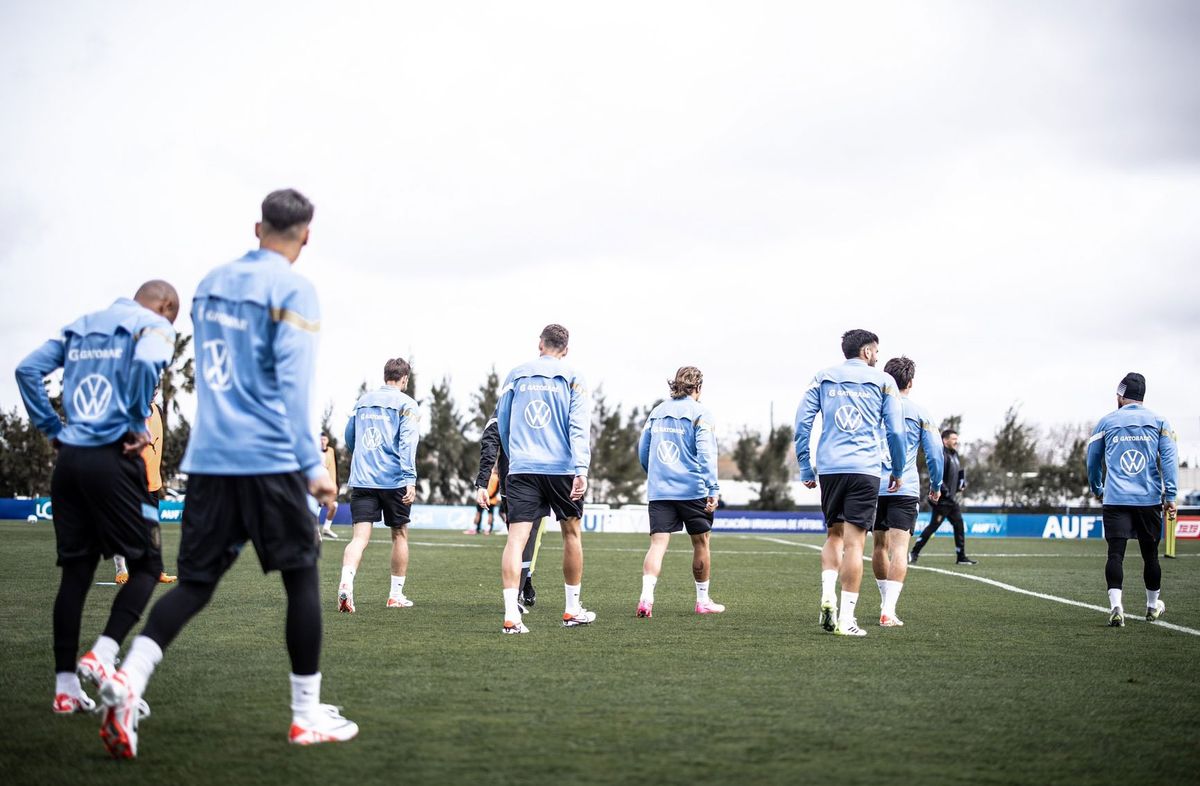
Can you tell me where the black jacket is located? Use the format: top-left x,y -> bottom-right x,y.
940,448 -> 966,500
475,418 -> 509,491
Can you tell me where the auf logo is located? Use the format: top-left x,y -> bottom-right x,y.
1119,449 -> 1147,474
656,441 -> 682,465
202,340 -> 233,392
834,405 -> 862,432
362,427 -> 385,450
73,374 -> 113,420
524,400 -> 553,429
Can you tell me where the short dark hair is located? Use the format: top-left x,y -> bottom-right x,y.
384,357 -> 411,382
883,356 -> 915,391
261,189 -> 314,236
941,429 -> 957,441
668,366 -> 703,398
540,324 -> 569,350
841,329 -> 880,359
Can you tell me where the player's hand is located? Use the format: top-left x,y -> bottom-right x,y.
888,474 -> 902,493
929,490 -> 941,504
122,430 -> 151,457
50,436 -> 62,451
403,485 -> 416,504
704,495 -> 719,513
1095,492 -> 1104,503
1164,500 -> 1177,515
476,486 -> 490,507
803,480 -> 817,489
308,474 -> 337,506
570,475 -> 588,501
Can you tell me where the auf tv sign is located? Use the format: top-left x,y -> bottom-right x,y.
1042,515 -> 1101,539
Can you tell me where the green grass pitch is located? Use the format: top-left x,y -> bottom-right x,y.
0,521 -> 1197,785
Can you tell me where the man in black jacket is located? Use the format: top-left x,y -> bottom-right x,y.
475,418 -> 543,608
909,429 -> 977,565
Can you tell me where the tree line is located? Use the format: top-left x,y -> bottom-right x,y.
0,336 -> 1111,509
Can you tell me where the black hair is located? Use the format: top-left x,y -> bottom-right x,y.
261,189 -> 314,234
841,329 -> 880,359
883,356 -> 915,390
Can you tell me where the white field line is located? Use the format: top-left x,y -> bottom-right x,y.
749,536 -> 1200,638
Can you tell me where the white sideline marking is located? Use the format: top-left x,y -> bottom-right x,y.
750,536 -> 1200,638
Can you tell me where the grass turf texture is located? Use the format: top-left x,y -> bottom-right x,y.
0,521 -> 1197,785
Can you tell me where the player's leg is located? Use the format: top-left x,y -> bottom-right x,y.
949,500 -> 975,564
487,505 -> 496,534
1102,506 -> 1131,626
1133,507 -> 1164,621
691,529 -> 724,614
871,499 -> 889,609
833,474 -> 877,637
502,521 -> 533,630
52,554 -> 101,714
321,500 -> 339,539
639,532 -> 670,617
911,505 -> 944,562
559,515 -> 594,626
114,555 -> 128,583
881,528 -> 912,625
818,474 -> 846,629
519,516 -> 543,609
386,524 -> 412,607
470,504 -> 483,534
338,522 -> 373,613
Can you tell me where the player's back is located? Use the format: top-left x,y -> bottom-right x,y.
499,355 -> 590,476
1094,404 -> 1174,506
878,398 -> 942,498
183,248 -> 322,477
347,386 -> 419,489
56,298 -> 173,447
641,397 -> 718,501
809,359 -> 899,476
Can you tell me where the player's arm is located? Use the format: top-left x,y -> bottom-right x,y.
398,404 -> 419,504
477,418 -> 500,488
14,337 -> 66,440
697,414 -> 720,499
920,413 -> 944,502
1085,423 -> 1106,500
126,323 -> 176,436
1160,418 -> 1178,507
637,418 -> 651,473
881,384 -> 906,491
568,374 -> 592,478
794,378 -> 821,486
271,281 -> 325,483
496,374 -> 515,457
343,415 -> 356,454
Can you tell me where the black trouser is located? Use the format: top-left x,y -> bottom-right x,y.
1105,537 -> 1161,592
520,517 -> 541,591
54,552 -> 159,674
912,497 -> 967,557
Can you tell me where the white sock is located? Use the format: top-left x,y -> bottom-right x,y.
839,591 -> 859,626
503,588 -> 521,623
90,634 -> 120,665
56,671 -> 82,697
390,575 -> 406,596
695,580 -> 710,603
884,580 -> 903,615
565,583 -> 582,614
290,672 -> 321,722
340,566 -> 355,589
1108,588 -> 1123,611
121,636 -> 163,697
640,575 -> 657,603
821,570 -> 838,603
1147,588 -> 1160,608
875,578 -> 887,604
113,555 -> 127,574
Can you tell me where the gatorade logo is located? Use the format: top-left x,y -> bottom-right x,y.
656,441 -> 682,465
363,427 -> 385,450
72,374 -> 113,421
202,340 -> 233,392
524,400 -> 552,429
1119,449 -> 1147,475
834,405 -> 863,432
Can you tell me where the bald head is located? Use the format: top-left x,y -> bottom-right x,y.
134,280 -> 180,324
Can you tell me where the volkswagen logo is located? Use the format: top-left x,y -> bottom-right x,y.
72,374 -> 113,421
656,441 -> 682,465
202,339 -> 233,392
362,427 -> 385,450
524,400 -> 553,429
1119,449 -> 1147,475
834,405 -> 863,432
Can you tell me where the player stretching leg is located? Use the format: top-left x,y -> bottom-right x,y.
338,358 -> 420,611
869,357 -> 942,627
795,329 -> 906,637
16,282 -> 179,716
636,367 -> 723,618
495,324 -> 593,634
1086,373 -> 1177,627
97,190 -> 355,758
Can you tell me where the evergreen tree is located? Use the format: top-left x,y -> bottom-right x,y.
0,407 -> 57,496
418,376 -> 473,504
588,388 -> 643,505
471,366 -> 501,434
732,426 -> 794,510
159,333 -> 195,484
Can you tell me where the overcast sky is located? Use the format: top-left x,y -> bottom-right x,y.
2,1 -> 1198,466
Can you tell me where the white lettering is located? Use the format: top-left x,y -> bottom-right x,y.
1043,517 -> 1063,539
68,347 -> 124,361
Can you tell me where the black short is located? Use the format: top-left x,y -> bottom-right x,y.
506,474 -> 582,524
178,472 -> 319,582
819,473 -> 880,531
1103,505 -> 1162,542
50,442 -> 163,570
875,496 -> 919,533
649,499 -> 713,535
350,487 -> 412,528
